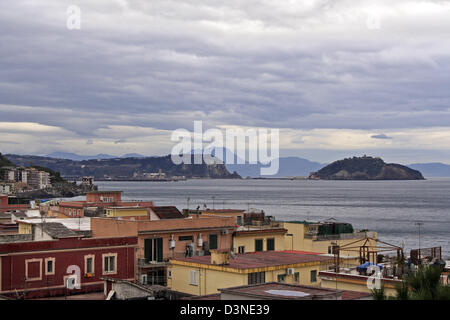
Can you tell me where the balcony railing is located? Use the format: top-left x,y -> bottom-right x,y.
305,231 -> 376,241
138,258 -> 167,268
137,251 -> 204,267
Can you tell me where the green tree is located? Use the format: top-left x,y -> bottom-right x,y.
395,265 -> 450,300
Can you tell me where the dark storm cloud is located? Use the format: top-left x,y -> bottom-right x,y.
371,134 -> 392,139
1,0 -> 450,157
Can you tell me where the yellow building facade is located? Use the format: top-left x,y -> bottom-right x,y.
105,207 -> 149,218
168,251 -> 346,296
232,229 -> 287,253
18,222 -> 32,234
200,209 -> 245,226
282,222 -> 378,257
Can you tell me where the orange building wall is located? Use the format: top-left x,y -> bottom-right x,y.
86,192 -> 122,203
91,216 -> 235,261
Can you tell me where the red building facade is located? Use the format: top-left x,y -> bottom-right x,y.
0,236 -> 137,299
0,195 -> 30,213
57,191 -> 154,218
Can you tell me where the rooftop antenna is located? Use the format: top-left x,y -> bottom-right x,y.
187,197 -> 190,212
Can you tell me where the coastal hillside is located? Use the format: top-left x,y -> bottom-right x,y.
408,162 -> 450,178
5,154 -> 241,180
309,156 -> 425,180
0,153 -> 14,167
1,152 -> 94,198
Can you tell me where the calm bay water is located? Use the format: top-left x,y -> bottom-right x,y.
91,179 -> 450,258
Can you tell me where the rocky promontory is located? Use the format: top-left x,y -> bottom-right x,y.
309,156 -> 425,180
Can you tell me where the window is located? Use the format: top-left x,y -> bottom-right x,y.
277,274 -> 286,283
189,270 -> 198,285
148,270 -> 166,286
209,234 -> 218,250
255,239 -> 263,252
294,272 -> 300,283
45,257 -> 55,275
85,255 -> 95,275
144,237 -> 163,262
168,270 -> 172,278
25,258 -> 42,281
248,272 -> 265,285
310,270 -> 317,283
267,238 -> 275,251
103,253 -> 117,275
101,196 -> 113,203
238,246 -> 245,254
179,235 -> 194,241
236,216 -> 243,226
328,245 -> 338,254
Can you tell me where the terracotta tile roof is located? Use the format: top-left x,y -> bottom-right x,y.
151,206 -> 184,219
341,290 -> 372,300
279,250 -> 322,255
171,250 -> 333,269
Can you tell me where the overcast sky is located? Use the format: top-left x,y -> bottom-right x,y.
1,0 -> 450,163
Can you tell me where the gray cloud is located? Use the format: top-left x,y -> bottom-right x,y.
1,1 -> 450,160
371,134 -> 393,139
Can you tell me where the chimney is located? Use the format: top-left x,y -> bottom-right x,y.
210,249 -> 230,265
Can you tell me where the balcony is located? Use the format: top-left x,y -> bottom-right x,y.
137,258 -> 168,268
305,231 -> 376,241
137,251 -> 203,268
236,221 -> 284,232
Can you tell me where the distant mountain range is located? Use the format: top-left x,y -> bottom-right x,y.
45,152 -> 146,161
226,157 -> 324,178
7,152 -> 450,178
408,163 -> 450,178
